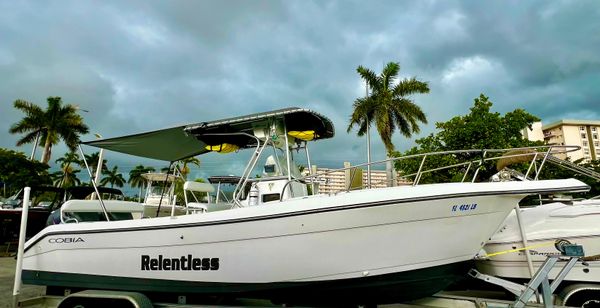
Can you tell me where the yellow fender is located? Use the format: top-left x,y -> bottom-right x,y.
205,143 -> 239,153
288,130 -> 319,141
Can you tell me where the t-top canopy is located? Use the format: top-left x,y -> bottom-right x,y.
82,107 -> 334,162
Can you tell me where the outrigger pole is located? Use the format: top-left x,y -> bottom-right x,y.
79,144 -> 111,221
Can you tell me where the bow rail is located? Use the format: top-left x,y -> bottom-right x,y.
280,145 -> 582,201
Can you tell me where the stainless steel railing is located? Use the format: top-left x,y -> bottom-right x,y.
280,145 -> 582,200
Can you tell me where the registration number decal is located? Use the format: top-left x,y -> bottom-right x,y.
452,203 -> 477,212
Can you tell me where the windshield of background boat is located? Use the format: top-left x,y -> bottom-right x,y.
82,107 -> 334,161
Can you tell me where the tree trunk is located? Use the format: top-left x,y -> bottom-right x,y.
138,186 -> 142,203
41,137 -> 52,164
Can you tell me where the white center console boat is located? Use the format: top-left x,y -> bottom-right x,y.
20,108 -> 590,305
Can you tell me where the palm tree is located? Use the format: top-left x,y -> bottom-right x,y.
51,168 -> 81,188
179,157 -> 201,179
9,97 -> 89,164
128,165 -> 156,202
100,165 -> 126,188
348,62 -> 429,185
56,151 -> 82,167
53,151 -> 82,188
82,151 -> 108,176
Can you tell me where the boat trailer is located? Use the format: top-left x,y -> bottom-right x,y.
468,241 -> 585,307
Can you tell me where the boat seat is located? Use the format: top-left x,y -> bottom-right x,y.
183,181 -> 214,214
183,181 -> 215,193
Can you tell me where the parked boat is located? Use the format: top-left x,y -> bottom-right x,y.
20,108 -> 589,305
477,198 -> 600,281
140,172 -> 186,217
0,186 -> 64,243
1,186 -> 126,243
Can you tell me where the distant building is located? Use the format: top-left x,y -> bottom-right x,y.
523,119 -> 600,162
307,163 -> 411,194
522,121 -> 544,142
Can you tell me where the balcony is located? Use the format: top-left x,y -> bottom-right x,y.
543,131 -> 560,139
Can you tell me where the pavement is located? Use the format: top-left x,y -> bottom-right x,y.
0,257 -> 45,308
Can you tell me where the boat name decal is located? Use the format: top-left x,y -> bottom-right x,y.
141,255 -> 219,271
519,250 -> 561,257
48,237 -> 85,244
451,203 -> 477,212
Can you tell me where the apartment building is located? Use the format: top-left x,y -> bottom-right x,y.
522,121 -> 544,142
307,165 -> 410,194
525,120 -> 600,162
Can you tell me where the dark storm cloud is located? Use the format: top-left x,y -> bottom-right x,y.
1,0 -> 599,177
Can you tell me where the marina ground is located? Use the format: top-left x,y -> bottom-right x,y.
0,256 -> 44,308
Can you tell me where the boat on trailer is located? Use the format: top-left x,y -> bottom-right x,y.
474,155 -> 600,306
478,198 -> 600,281
20,107 -> 590,305
476,196 -> 600,306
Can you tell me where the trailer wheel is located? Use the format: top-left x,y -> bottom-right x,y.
57,290 -> 153,308
560,286 -> 600,308
59,297 -> 139,308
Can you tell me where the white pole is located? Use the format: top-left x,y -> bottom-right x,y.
366,121 -> 372,188
514,205 -> 535,276
365,82 -> 372,188
13,187 -> 31,304
91,148 -> 104,200
29,133 -> 40,161
514,204 -> 539,302
283,124 -> 292,182
91,133 -> 104,200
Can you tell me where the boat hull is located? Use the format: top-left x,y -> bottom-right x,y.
21,180 -> 588,304
29,261 -> 473,304
478,236 -> 600,283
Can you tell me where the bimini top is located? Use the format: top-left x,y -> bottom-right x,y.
82,107 -> 334,162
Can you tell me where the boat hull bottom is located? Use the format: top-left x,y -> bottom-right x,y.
25,261 -> 473,305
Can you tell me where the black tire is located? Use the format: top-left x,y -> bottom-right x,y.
564,290 -> 600,308
58,297 -> 137,308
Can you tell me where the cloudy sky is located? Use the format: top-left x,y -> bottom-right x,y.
1,0 -> 599,183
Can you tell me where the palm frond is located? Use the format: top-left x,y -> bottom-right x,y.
381,62 -> 400,90
13,99 -> 44,117
393,77 -> 430,97
356,66 -> 382,93
14,130 -> 43,146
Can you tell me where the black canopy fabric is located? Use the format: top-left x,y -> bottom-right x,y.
83,107 -> 335,162
66,186 -> 124,200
